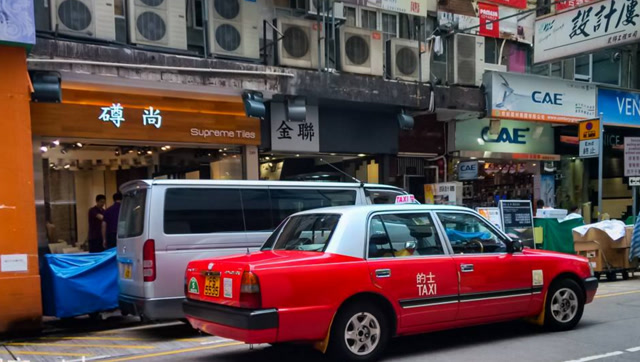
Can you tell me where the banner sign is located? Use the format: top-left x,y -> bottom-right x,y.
556,0 -> 597,12
484,71 -> 597,124
479,3 -> 501,38
624,137 -> 640,176
499,200 -> 535,248
598,88 -> 640,127
534,0 -> 640,63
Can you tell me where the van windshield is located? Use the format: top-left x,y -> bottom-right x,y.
270,214 -> 341,252
118,189 -> 147,239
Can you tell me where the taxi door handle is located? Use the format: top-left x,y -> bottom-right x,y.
375,269 -> 391,278
460,264 -> 474,272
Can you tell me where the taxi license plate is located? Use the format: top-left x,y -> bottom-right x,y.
122,263 -> 132,280
204,275 -> 220,297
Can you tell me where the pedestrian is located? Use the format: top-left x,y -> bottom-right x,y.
88,195 -> 106,253
102,192 -> 122,250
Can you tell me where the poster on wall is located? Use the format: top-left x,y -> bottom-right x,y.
424,182 -> 462,205
479,3 -> 500,38
540,175 -> 556,208
624,137 -> 640,177
477,207 -> 503,230
499,200 -> 535,248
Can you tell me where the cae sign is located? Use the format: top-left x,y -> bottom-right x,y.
532,91 -> 563,105
458,160 -> 479,180
481,127 -> 529,144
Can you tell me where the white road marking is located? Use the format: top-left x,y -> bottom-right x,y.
64,355 -> 111,362
564,351 -> 625,362
201,338 -> 235,345
626,346 -> 640,352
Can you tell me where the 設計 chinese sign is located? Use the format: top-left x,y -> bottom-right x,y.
534,0 -> 640,63
270,102 -> 320,153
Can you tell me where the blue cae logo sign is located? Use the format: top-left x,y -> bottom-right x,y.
481,127 -> 530,145
532,91 -> 563,105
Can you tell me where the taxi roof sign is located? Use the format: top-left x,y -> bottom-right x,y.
395,194 -> 417,204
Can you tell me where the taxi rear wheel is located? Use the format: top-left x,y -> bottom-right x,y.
544,278 -> 585,331
328,302 -> 389,361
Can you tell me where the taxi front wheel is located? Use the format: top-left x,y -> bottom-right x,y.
328,302 -> 390,362
544,278 -> 585,331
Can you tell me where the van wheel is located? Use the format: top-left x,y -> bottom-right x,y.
327,302 -> 389,362
544,279 -> 585,332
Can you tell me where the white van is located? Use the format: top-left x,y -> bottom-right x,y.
117,179 -> 408,321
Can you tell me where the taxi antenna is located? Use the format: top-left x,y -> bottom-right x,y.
319,158 -> 364,186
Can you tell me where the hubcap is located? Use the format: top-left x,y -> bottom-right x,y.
550,288 -> 579,323
344,312 -> 380,356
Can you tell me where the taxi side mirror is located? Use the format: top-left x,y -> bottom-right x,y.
508,239 -> 524,253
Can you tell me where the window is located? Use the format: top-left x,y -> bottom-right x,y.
437,213 -> 507,254
574,51 -> 620,85
270,189 -> 357,225
575,54 -> 591,81
241,189 -> 273,231
189,0 -> 204,29
365,188 -> 405,204
361,9 -> 377,30
118,189 -> 147,239
271,214 -> 341,252
368,213 -> 443,258
485,38 -> 498,64
114,0 -> 125,16
381,13 -> 398,44
164,188 -> 244,234
531,61 -> 563,78
344,6 -> 357,27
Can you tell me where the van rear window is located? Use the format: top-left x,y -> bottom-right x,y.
118,189 -> 147,239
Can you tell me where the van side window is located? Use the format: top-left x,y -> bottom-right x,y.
270,189 -> 357,226
241,189 -> 272,231
164,188 -> 244,234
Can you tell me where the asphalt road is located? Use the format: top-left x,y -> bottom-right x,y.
3,278 -> 640,362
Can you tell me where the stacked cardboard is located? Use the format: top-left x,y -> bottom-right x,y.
573,226 -> 637,272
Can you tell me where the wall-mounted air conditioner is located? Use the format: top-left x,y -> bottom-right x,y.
128,0 -> 187,50
208,0 -> 260,59
338,26 -> 383,76
483,63 -> 507,76
308,0 -> 346,19
386,38 -> 430,82
274,17 -> 324,70
51,0 -> 116,40
449,33 -> 484,86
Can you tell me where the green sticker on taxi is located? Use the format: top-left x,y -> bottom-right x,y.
188,277 -> 200,294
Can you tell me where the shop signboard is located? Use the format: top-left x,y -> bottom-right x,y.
424,182 -> 462,205
499,200 -> 535,248
624,137 -> 640,176
479,3 -> 500,38
343,0 -> 431,16
556,0 -> 596,12
484,0 -> 527,9
477,207 -> 503,230
458,160 -> 479,180
534,0 -> 640,64
454,119 -> 555,155
270,102 -> 320,153
598,88 -> 640,127
484,72 -> 597,124
0,0 -> 35,48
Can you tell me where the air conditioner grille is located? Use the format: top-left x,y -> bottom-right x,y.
214,0 -> 240,20
141,0 -> 165,6
283,26 -> 309,58
137,11 -> 167,41
58,0 -> 92,31
345,35 -> 369,65
396,47 -> 417,75
215,24 -> 242,51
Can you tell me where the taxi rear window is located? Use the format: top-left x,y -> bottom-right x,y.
269,214 -> 340,252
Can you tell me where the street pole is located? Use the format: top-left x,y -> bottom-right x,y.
633,186 -> 637,219
598,113 -> 604,220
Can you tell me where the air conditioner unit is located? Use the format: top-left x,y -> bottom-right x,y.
483,63 -> 507,75
128,0 -> 187,50
308,0 -> 346,20
51,0 -> 116,40
338,26 -> 383,76
386,38 -> 430,82
274,17 -> 324,70
208,0 -> 260,59
449,33 -> 484,86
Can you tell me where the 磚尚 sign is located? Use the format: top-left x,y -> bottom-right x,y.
484,72 -> 597,124
270,102 -> 320,153
534,0 -> 640,64
454,119 -> 554,155
580,139 -> 600,158
479,3 -> 500,38
499,200 -> 535,248
0,0 -> 35,48
458,160 -> 479,180
624,137 -> 640,176
598,88 -> 640,127
629,177 -> 640,187
579,119 -> 600,140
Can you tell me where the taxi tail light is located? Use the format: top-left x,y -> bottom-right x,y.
239,271 -> 261,309
143,239 -> 156,282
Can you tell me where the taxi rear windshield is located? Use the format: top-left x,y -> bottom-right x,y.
269,214 -> 340,252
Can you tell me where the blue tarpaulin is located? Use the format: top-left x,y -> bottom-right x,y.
41,248 -> 118,318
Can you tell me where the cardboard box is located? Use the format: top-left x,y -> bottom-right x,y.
613,226 -> 634,249
575,241 -> 604,272
572,228 -> 629,249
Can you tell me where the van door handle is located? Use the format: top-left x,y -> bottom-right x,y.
375,269 -> 391,278
460,264 -> 474,272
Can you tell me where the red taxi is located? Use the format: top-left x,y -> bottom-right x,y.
183,205 -> 598,361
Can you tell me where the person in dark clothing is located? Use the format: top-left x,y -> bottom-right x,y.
88,195 -> 106,252
102,192 -> 122,250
